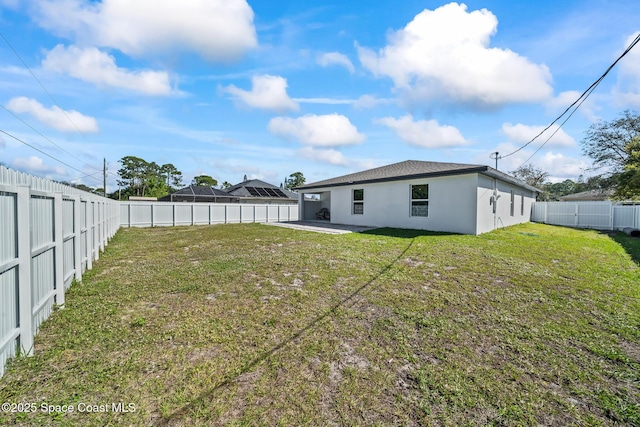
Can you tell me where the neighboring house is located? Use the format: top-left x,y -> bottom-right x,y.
128,196 -> 158,201
295,160 -> 538,235
160,180 -> 298,204
224,179 -> 298,204
558,189 -> 614,202
158,185 -> 239,203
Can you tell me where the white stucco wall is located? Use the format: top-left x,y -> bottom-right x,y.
299,172 -> 537,235
476,174 -> 537,234
301,174 -> 480,234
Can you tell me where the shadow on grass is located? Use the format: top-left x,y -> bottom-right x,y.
360,227 -> 458,239
157,237 -> 417,425
607,231 -> 640,266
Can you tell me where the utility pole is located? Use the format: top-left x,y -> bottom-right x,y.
103,158 -> 107,197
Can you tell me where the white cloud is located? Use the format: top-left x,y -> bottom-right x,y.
472,142 -> 589,182
501,123 -> 576,149
536,151 -> 590,181
5,96 -> 99,133
268,114 -> 366,147
546,90 -> 600,122
612,31 -> 640,108
352,94 -> 393,110
293,97 -> 354,105
32,0 -> 257,62
11,156 -> 67,176
42,44 -> 173,95
357,2 -> 553,109
317,52 -> 355,74
222,75 -> 299,112
298,146 -> 349,166
298,146 -> 377,170
375,115 -> 470,148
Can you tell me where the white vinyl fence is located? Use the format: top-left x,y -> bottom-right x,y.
531,201 -> 640,231
120,201 -> 299,227
0,166 -> 119,377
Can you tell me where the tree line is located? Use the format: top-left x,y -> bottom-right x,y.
109,155 -> 305,200
512,110 -> 640,201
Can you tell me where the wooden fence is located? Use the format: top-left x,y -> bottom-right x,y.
531,201 -> 640,230
0,166 -> 119,377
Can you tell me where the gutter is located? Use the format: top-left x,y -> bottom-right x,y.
295,167 -> 489,191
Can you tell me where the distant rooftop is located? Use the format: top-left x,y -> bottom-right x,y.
558,189 -> 614,201
224,179 -> 297,200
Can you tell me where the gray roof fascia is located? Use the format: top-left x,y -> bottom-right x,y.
296,166 -> 489,191
479,168 -> 540,193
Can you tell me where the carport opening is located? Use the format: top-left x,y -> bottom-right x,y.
303,192 -> 331,221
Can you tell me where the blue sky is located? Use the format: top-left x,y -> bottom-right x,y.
0,0 -> 639,191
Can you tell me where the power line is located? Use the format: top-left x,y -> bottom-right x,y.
0,128 -> 102,184
499,32 -> 640,164
1,105 -> 102,173
0,31 -> 96,143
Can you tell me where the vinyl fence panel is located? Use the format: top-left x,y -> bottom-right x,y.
119,201 -> 299,227
0,165 -> 119,378
532,201 -> 640,231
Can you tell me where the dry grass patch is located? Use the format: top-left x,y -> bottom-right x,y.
0,222 -> 639,426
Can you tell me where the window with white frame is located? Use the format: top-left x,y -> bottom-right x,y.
520,193 -> 524,216
410,184 -> 429,217
352,189 -> 364,214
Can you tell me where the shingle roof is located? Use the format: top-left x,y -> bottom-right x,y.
558,189 -> 614,201
295,160 -> 539,193
224,179 -> 297,200
172,185 -> 230,196
295,160 -> 487,189
224,179 -> 278,193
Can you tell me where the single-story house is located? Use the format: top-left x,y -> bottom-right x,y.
558,189 -> 614,202
295,160 -> 539,235
224,179 -> 298,204
158,185 -> 239,203
159,179 -> 298,204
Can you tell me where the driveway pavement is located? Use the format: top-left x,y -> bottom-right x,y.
264,221 -> 377,234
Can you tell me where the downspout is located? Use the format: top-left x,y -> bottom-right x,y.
491,178 -> 500,231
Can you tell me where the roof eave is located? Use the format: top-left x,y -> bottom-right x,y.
479,169 -> 540,193
295,167 -> 489,191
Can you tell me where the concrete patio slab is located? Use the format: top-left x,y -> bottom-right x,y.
264,221 -> 378,234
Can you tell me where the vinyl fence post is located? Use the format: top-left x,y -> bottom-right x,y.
73,196 -> 82,281
93,202 -> 100,262
610,202 -> 614,231
16,185 -> 34,356
54,192 -> 65,307
86,202 -> 93,270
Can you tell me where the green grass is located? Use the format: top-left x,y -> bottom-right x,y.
1,222 -> 639,426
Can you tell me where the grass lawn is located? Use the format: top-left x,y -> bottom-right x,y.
1,222 -> 639,426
